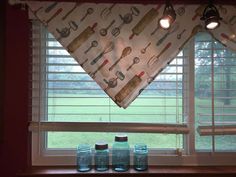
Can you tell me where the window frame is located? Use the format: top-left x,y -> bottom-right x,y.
31,21 -> 236,166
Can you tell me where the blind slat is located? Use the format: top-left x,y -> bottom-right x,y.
198,125 -> 236,136
31,21 -> 185,130
29,122 -> 189,134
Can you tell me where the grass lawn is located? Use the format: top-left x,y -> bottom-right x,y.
46,94 -> 236,151
47,132 -> 182,149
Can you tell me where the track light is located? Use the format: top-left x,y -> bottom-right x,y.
200,1 -> 222,30
159,0 -> 176,29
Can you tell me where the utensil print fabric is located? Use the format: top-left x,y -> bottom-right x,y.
26,2 -> 236,108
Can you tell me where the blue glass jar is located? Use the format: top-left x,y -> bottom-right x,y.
94,142 -> 109,171
133,143 -> 148,171
112,135 -> 130,172
76,144 -> 92,172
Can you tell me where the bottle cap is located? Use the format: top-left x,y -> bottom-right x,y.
134,143 -> 147,150
77,144 -> 91,151
95,142 -> 108,150
115,134 -> 128,142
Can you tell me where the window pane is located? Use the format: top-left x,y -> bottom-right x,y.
39,28 -> 186,149
215,135 -> 236,151
195,32 -> 236,151
47,132 -> 183,149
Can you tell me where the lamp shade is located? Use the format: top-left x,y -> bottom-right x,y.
200,4 -> 222,30
159,1 -> 176,29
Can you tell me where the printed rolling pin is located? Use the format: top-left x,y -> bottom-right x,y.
67,23 -> 97,53
221,33 -> 236,44
129,5 -> 162,40
115,71 -> 145,103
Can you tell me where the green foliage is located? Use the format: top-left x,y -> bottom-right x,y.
195,33 -> 236,105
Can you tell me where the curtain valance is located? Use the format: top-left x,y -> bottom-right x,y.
26,1 -> 236,108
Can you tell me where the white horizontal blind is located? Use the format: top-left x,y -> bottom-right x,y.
31,20 -> 187,127
195,32 -> 236,151
30,20 -> 189,153
30,21 -> 236,166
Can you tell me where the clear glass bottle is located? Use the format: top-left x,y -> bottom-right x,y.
94,142 -> 109,171
112,134 -> 130,172
133,143 -> 148,171
76,144 -> 92,172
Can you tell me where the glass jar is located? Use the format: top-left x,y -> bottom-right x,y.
133,143 -> 148,171
76,144 -> 92,172
112,134 -> 130,172
94,142 -> 109,171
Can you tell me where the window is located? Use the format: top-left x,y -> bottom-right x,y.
31,21 -> 236,165
195,34 -> 236,151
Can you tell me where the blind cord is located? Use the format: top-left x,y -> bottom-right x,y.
211,37 -> 215,153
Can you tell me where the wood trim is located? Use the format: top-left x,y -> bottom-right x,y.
18,0 -> 236,4
17,166 -> 236,177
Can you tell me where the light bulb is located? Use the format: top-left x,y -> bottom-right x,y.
206,21 -> 219,30
159,18 -> 170,29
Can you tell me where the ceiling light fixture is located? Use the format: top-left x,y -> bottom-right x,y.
159,0 -> 176,29
200,0 -> 222,30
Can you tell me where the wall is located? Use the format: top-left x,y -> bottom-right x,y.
0,0 -> 5,144
0,1 -> 30,177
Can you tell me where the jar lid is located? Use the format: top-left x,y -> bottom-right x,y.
115,134 -> 128,142
77,144 -> 91,151
134,143 -> 147,150
95,142 -> 108,150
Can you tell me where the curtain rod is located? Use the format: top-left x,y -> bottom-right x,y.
8,0 -> 236,5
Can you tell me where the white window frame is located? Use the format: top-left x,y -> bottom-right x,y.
31,21 -> 236,166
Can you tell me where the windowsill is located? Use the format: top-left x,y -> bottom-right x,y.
17,166 -> 236,177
